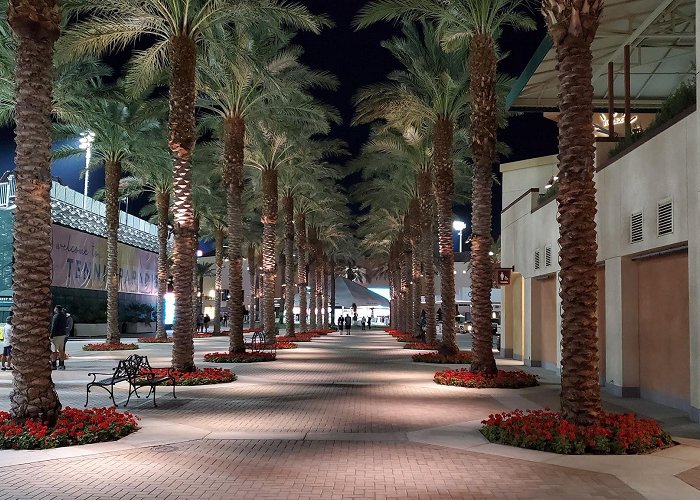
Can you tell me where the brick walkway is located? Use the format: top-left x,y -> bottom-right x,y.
0,330 -> 695,499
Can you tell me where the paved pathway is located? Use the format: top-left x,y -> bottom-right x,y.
0,330 -> 699,499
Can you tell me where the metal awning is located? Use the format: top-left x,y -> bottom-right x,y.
508,0 -> 695,111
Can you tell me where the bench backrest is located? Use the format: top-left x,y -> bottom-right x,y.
120,354 -> 152,380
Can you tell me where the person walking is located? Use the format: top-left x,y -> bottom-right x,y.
344,314 -> 351,335
204,314 -> 211,332
367,316 -> 372,330
361,317 -> 366,331
196,312 -> 204,333
1,314 -> 12,370
50,305 -> 68,370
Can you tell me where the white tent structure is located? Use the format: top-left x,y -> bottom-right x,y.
334,277 -> 389,308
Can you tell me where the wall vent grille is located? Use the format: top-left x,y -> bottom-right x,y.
657,199 -> 673,236
534,249 -> 541,270
630,211 -> 644,243
544,245 -> 552,267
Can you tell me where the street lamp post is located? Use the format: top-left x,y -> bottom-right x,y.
452,220 -> 467,253
78,131 -> 95,208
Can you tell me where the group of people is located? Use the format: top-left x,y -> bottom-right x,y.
337,315 -> 372,335
196,313 -> 211,332
50,305 -> 73,370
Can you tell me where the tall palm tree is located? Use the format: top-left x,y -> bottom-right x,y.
6,0 -> 61,424
198,25 -> 335,348
354,22 -> 469,354
199,186 -> 227,334
56,94 -> 163,345
542,0 -> 604,426
61,0 -> 325,372
357,0 -> 533,373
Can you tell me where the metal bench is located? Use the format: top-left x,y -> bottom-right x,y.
250,329 -> 277,354
85,354 -> 176,408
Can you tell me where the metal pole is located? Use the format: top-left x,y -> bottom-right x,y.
624,45 -> 632,137
458,229 -> 463,253
607,61 -> 615,138
82,145 -> 90,208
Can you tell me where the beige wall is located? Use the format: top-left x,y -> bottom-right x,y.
638,252 -> 690,408
500,111 -> 699,418
500,155 -> 558,208
530,276 -> 557,369
597,267 -> 606,384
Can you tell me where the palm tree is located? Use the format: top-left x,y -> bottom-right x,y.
354,22 -> 469,354
199,187 -> 227,334
61,0 -> 325,372
6,0 -> 61,424
55,93 -> 163,345
357,0 -> 534,373
198,25 -> 335,348
542,0 -> 604,426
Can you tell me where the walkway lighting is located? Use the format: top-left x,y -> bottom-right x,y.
78,131 -> 95,208
452,220 -> 467,252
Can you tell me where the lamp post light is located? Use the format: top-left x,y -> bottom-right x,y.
452,220 -> 467,253
78,131 -> 95,208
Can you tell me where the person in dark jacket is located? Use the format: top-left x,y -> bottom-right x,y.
337,316 -> 344,334
344,314 -> 351,335
50,305 -> 68,370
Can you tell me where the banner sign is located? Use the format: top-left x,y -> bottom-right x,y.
51,225 -> 157,295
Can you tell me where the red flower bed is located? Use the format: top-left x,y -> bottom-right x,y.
434,368 -> 538,388
138,337 -> 173,343
481,409 -> 674,455
204,351 -> 276,363
273,341 -> 297,349
82,343 -> 138,351
413,351 -> 473,363
193,333 -> 213,338
0,407 -> 139,449
144,367 -> 236,385
404,342 -> 439,350
277,333 -> 314,342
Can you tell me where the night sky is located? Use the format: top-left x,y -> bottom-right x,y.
0,1 -> 559,245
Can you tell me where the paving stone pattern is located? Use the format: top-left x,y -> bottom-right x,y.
0,331 -> 645,499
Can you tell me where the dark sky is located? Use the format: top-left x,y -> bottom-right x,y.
1,1 -> 559,248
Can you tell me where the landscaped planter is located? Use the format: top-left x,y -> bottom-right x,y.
434,368 -> 538,388
480,409 -> 674,455
82,343 -> 139,352
144,367 -> 236,385
138,337 -> 173,343
0,407 -> 139,449
204,351 -> 277,363
74,323 -> 108,338
123,322 -> 155,334
413,351 -> 473,363
404,342 -> 439,350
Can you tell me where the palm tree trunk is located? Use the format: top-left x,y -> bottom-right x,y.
247,244 -> 256,330
213,226 -> 224,335
547,10 -> 603,425
433,117 -> 458,356
155,192 -> 169,340
330,258 -> 336,326
105,159 -> 121,344
468,34 -> 497,374
8,0 -> 61,423
295,212 -> 307,332
261,168 -> 278,342
224,116 -> 245,353
418,171 -> 436,343
402,240 -> 411,334
309,264 -> 317,331
316,259 -> 323,329
283,194 -> 295,336
322,260 -> 329,329
169,35 -> 197,372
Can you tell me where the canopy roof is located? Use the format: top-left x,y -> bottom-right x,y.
508,0 -> 695,111
335,277 -> 389,308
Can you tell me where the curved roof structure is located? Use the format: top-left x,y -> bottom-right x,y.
509,0 -> 695,111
